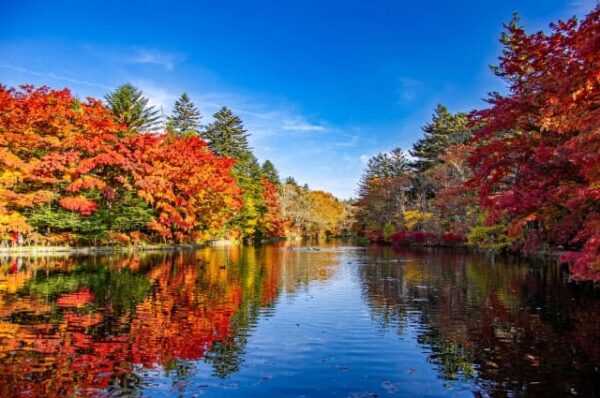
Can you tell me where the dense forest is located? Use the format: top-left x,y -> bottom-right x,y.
354,9 -> 599,280
0,84 -> 347,246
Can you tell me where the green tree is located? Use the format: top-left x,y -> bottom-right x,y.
28,190 -> 154,244
105,83 -> 162,132
388,147 -> 411,176
203,107 -> 251,159
467,213 -> 516,252
203,107 -> 265,239
357,147 -> 410,198
167,93 -> 202,136
284,176 -> 298,186
410,104 -> 471,170
233,153 -> 265,238
261,160 -> 280,185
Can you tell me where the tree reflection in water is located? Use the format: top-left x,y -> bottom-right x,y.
0,246 -> 290,397
359,247 -> 600,397
0,245 -> 599,397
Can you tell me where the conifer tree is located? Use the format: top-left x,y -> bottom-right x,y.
202,107 -> 251,159
105,83 -> 162,132
203,107 -> 266,238
167,93 -> 202,136
357,147 -> 409,197
356,147 -> 412,229
284,176 -> 298,186
410,104 -> 471,170
387,147 -> 410,176
261,160 -> 281,185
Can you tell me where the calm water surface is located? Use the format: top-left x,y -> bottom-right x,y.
1,242 -> 599,397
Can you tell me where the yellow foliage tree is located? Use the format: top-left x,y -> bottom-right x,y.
403,210 -> 433,230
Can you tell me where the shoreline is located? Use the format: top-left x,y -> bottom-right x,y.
0,244 -> 209,256
0,240 -> 570,263
365,241 -> 569,261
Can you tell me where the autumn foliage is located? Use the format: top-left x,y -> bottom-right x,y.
0,84 -> 280,244
355,7 -> 600,280
256,179 -> 285,238
469,7 -> 600,279
0,86 -> 121,236
136,134 -> 243,241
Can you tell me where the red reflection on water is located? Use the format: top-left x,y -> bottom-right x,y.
0,252 -> 279,398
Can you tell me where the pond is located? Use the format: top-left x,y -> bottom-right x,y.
0,242 -> 599,397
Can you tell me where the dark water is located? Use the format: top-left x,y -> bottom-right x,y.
0,242 -> 599,397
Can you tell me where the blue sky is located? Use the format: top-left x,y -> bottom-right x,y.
1,0 -> 596,198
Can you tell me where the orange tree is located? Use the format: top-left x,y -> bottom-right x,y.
255,179 -> 285,239
135,133 -> 243,242
0,85 -> 135,242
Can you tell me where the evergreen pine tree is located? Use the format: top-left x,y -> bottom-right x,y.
202,107 -> 251,159
105,83 -> 162,132
284,176 -> 298,186
356,147 -> 412,229
167,93 -> 202,136
357,147 -> 409,197
410,104 -> 471,170
387,147 -> 410,177
261,160 -> 281,185
203,107 -> 266,238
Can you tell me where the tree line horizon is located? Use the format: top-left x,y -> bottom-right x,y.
0,7 -> 598,280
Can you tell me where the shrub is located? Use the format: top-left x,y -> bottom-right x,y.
383,222 -> 394,239
390,231 -> 410,244
354,236 -> 371,246
467,223 -> 516,252
411,230 -> 436,243
389,230 -> 437,245
369,231 -> 386,243
442,232 -> 466,245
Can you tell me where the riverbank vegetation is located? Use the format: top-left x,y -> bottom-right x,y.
354,8 -> 599,280
0,84 -> 346,247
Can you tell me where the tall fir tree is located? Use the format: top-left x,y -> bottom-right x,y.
387,147 -> 410,177
284,176 -> 298,186
357,147 -> 409,197
356,147 -> 412,229
410,104 -> 471,170
202,107 -> 251,159
203,106 -> 265,238
261,160 -> 281,185
167,93 -> 202,136
105,83 -> 163,132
